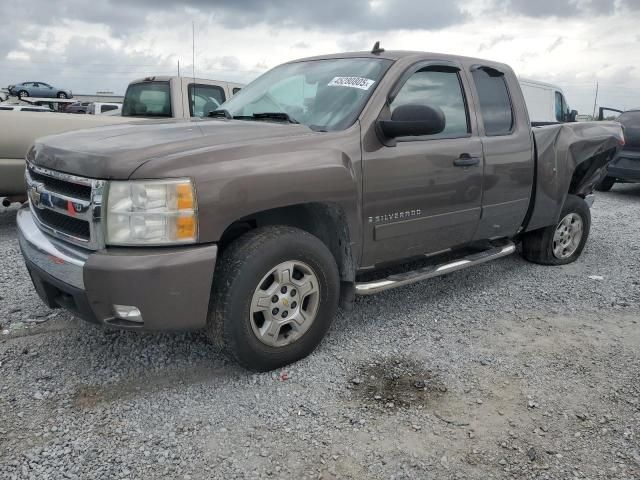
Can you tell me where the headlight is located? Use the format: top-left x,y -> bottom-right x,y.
106,179 -> 198,245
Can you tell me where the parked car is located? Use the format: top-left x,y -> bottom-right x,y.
519,78 -> 577,125
8,82 -> 72,99
596,108 -> 640,191
65,102 -> 91,114
0,105 -> 53,112
87,102 -> 122,115
16,48 -> 624,371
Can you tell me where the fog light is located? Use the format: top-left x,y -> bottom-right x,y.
113,305 -> 143,323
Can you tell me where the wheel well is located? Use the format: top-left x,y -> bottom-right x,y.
568,148 -> 617,196
219,203 -> 355,283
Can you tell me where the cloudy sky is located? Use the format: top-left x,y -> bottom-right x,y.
1,0 -> 638,114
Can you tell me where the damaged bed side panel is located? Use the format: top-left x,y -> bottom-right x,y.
524,122 -> 623,232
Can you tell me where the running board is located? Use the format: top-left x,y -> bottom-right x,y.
354,241 -> 516,295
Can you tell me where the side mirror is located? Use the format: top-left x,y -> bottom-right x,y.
378,104 -> 446,138
567,109 -> 578,122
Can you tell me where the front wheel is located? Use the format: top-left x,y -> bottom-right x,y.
57,92 -> 68,99
207,226 -> 339,371
18,90 -> 28,98
521,194 -> 591,265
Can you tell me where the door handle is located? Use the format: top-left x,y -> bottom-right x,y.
454,154 -> 480,167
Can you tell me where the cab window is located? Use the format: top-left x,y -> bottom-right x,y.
189,84 -> 226,117
555,91 -> 565,122
390,67 -> 470,139
122,81 -> 172,117
471,67 -> 514,136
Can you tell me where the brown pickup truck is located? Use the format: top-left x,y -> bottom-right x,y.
17,49 -> 624,371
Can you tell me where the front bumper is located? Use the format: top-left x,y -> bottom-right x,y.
17,207 -> 218,330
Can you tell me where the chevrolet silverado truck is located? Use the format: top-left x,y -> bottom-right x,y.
17,49 -> 623,371
1,76 -> 243,199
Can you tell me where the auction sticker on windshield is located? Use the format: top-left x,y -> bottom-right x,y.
328,77 -> 376,90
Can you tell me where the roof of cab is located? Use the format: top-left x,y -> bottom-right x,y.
128,76 -> 244,87
288,50 -> 512,71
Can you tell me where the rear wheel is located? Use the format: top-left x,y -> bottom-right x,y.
521,194 -> 591,265
207,226 -> 339,371
595,176 -> 615,192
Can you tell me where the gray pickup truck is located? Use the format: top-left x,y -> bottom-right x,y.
17,49 -> 623,371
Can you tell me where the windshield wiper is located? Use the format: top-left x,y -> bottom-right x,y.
251,112 -> 299,124
208,109 -> 232,119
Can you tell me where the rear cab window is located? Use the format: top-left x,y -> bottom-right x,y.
122,81 -> 172,117
471,67 -> 514,135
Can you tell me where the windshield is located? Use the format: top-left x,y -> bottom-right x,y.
122,81 -> 172,117
220,58 -> 392,131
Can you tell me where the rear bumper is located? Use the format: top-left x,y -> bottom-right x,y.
18,207 -> 218,330
0,158 -> 27,196
607,151 -> 640,182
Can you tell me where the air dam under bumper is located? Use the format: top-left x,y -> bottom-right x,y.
17,207 -> 218,330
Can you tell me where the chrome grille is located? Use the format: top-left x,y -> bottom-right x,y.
25,162 -> 105,250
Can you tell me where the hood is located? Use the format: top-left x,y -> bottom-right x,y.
31,118 -> 315,179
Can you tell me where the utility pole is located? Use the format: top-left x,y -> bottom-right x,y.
591,82 -> 599,119
177,60 -> 180,77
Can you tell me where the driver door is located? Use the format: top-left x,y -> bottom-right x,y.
361,63 -> 483,266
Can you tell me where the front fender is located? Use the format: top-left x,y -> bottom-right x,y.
193,147 -> 360,243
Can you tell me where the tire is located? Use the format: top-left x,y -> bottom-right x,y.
521,194 -> 591,265
207,226 -> 339,371
595,176 -> 615,192
57,92 -> 68,99
18,90 -> 28,98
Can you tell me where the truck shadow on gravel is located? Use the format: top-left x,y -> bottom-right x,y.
606,183 -> 640,198
73,363 -> 236,409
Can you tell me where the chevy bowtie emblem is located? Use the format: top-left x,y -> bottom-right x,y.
282,299 -> 289,307
29,182 -> 45,209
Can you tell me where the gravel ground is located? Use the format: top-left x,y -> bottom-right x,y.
1,186 -> 639,479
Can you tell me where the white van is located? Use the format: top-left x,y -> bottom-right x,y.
519,78 -> 577,125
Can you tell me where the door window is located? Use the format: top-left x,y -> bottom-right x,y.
555,91 -> 570,122
189,84 -> 226,117
390,67 -> 469,139
471,68 -> 514,135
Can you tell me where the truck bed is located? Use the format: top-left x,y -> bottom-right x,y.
526,121 -> 623,231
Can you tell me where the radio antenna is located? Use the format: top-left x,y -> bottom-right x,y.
192,21 -> 196,115
192,21 -> 195,81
